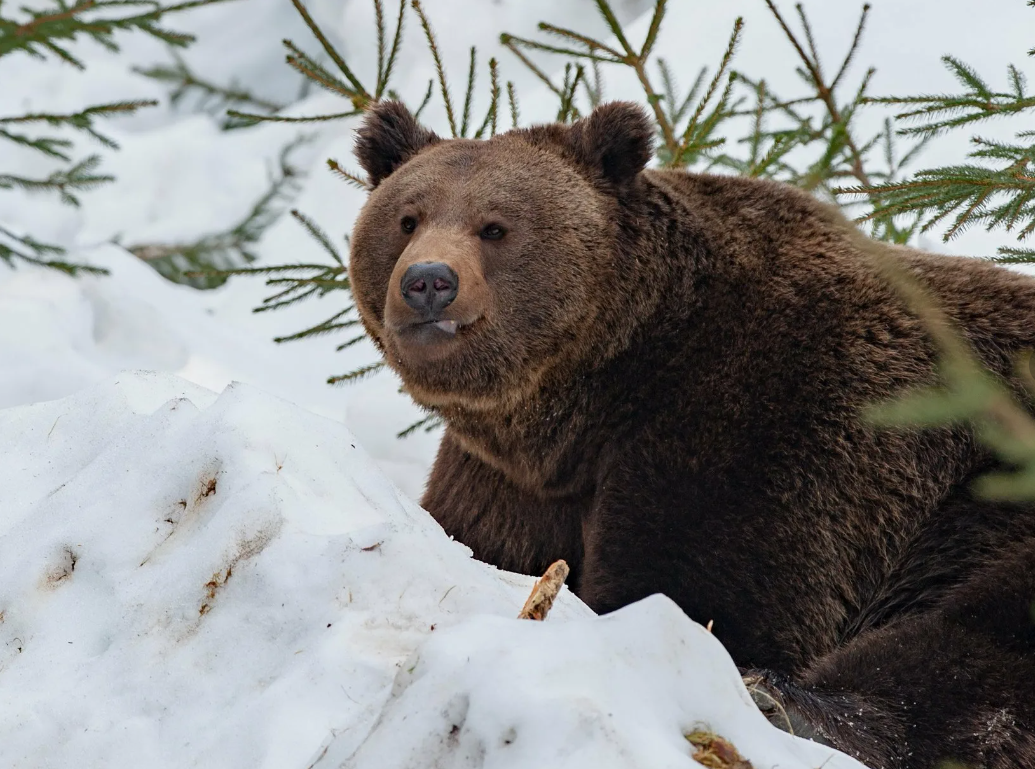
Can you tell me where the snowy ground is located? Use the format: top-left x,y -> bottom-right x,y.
0,371 -> 866,769
1,0 -> 1033,766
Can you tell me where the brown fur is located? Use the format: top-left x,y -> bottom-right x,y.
349,100 -> 1035,769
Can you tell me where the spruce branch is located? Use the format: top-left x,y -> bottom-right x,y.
377,0 -> 405,99
0,154 -> 112,206
327,159 -> 371,191
844,144 -> 1035,245
280,39 -> 357,99
503,0 -> 744,164
288,0 -> 369,108
396,412 -> 442,438
0,100 -> 155,154
288,207 -> 344,266
674,19 -> 742,165
411,0 -> 457,136
227,107 -> 362,125
328,361 -> 385,386
764,1 -> 874,190
0,0 -> 236,67
507,81 -> 520,128
0,224 -> 107,274
128,136 -> 309,288
134,53 -> 282,128
412,79 -> 434,119
460,45 -> 477,137
874,56 -> 1035,137
473,57 -> 501,138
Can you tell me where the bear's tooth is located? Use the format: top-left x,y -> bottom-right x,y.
434,320 -> 458,335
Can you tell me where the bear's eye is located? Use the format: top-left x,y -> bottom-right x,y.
480,223 -> 506,241
400,216 -> 418,234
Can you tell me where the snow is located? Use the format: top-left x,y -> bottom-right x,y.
0,372 -> 864,769
340,595 -> 863,769
2,0 -> 1033,766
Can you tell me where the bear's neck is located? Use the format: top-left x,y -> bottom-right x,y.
438,360 -> 622,496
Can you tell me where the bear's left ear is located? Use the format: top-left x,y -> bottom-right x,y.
567,101 -> 653,186
354,101 -> 441,188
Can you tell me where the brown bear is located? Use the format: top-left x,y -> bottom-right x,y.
348,100 -> 1035,769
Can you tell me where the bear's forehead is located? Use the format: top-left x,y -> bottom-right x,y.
383,138 -> 590,207
368,138 -> 592,221
406,137 -> 579,182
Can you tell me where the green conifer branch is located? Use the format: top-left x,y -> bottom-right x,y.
288,207 -> 344,265
0,0 -> 233,277
280,39 -> 358,100
844,153 -> 1035,243
0,154 -> 113,206
327,159 -> 371,191
507,82 -> 520,128
128,136 -> 308,288
133,53 -> 282,128
0,100 -> 156,151
460,46 -> 477,137
377,0 -> 405,99
227,108 -> 362,125
0,0 -> 235,66
411,0 -> 457,136
874,56 -> 1035,137
472,58 -> 500,139
498,36 -> 566,99
328,361 -> 385,386
0,223 -> 107,274
536,22 -> 623,61
411,79 -> 434,119
658,60 -> 703,126
397,412 -> 441,438
288,0 -> 369,107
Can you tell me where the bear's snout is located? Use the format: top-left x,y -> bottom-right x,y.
400,262 -> 458,318
383,227 -> 491,350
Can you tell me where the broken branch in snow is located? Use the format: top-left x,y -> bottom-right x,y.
517,559 -> 568,621
686,730 -> 754,769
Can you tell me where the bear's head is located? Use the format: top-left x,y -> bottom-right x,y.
348,100 -> 654,411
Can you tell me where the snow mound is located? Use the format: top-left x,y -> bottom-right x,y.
0,372 -> 587,767
0,372 -> 863,768
338,595 -> 866,769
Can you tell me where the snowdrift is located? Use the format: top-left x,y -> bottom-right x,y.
0,372 -> 864,768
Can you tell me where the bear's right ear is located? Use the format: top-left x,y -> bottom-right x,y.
567,101 -> 653,186
354,101 -> 441,188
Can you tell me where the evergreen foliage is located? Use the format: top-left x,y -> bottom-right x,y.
124,135 -> 309,288
844,27 -> 1035,260
0,0 -> 234,274
133,52 -> 287,129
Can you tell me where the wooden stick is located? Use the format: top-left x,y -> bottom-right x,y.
518,560 -> 569,621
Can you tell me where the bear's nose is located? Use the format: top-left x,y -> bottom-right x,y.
400,262 -> 459,317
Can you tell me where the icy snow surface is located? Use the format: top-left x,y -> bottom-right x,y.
2,0 -> 1034,766
0,372 -> 864,769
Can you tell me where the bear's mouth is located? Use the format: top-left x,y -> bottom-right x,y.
429,319 -> 459,335
394,315 -> 481,345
